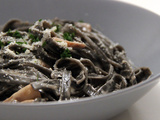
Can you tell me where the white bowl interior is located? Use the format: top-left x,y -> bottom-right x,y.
0,0 -> 160,120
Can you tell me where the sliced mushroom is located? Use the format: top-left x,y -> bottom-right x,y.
3,84 -> 41,103
75,22 -> 91,32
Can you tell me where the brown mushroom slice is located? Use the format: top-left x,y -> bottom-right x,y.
3,84 -> 41,103
21,99 -> 34,103
53,37 -> 86,49
75,22 -> 92,32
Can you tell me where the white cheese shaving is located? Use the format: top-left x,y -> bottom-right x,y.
56,41 -> 68,48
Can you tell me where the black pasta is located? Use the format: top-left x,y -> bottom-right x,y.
0,18 -> 151,103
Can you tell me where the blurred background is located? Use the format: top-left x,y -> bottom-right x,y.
112,1 -> 160,120
121,0 -> 160,15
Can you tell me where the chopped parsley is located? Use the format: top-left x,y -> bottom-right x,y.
15,47 -> 27,55
28,29 -> 31,33
7,41 -> 11,44
78,20 -> 84,23
22,48 -> 27,52
0,41 -> 4,49
60,48 -> 72,58
37,73 -> 39,81
39,19 -> 42,22
29,33 -> 40,43
56,41 -> 62,42
55,24 -> 61,32
42,41 -> 47,47
28,29 -> 40,43
63,32 -> 75,41
15,51 -> 19,55
16,41 -> 27,45
0,41 -> 11,49
51,23 -> 61,33
7,29 -> 23,39
16,42 -> 24,45
14,47 -> 27,55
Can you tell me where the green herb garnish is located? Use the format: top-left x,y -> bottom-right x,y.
0,41 -> 11,49
29,33 -> 40,43
39,19 -> 42,22
0,41 -> 4,49
15,51 -> 19,55
37,73 -> 39,81
55,24 -> 61,32
7,29 -> 23,39
28,29 -> 31,33
28,29 -> 40,43
63,32 -> 75,41
51,23 -> 61,32
7,41 -> 11,44
60,48 -> 72,58
56,41 -> 62,42
78,20 -> 84,23
14,47 -> 27,55
16,42 -> 25,45
42,41 -> 47,47
22,48 -> 27,52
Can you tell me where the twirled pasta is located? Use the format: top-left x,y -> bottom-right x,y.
0,18 -> 151,103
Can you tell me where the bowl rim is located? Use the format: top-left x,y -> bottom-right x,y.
0,0 -> 160,107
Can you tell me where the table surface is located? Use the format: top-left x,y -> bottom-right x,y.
111,0 -> 160,120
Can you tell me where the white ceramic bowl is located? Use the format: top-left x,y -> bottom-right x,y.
0,0 -> 160,120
